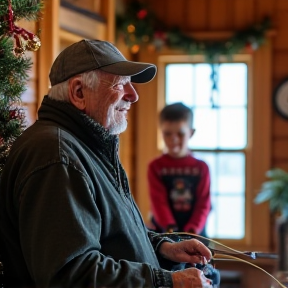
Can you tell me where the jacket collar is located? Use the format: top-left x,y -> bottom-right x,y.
38,96 -> 119,162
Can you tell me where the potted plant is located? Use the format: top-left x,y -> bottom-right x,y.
254,168 -> 288,216
254,168 -> 288,273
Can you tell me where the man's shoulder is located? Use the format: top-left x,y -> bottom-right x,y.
9,121 -> 57,153
8,120 -> 86,169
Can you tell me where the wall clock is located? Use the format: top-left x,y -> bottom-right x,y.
273,78 -> 288,120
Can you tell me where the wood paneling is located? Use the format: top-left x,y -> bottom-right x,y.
233,0 -> 256,28
208,0 -> 233,30
64,0 -> 101,13
166,0 -> 185,28
273,9 -> 288,50
273,138 -> 288,159
185,0 -> 208,30
273,51 -> 288,82
145,0 -> 167,25
59,6 -> 106,40
272,113 -> 288,138
255,0 -> 275,20
272,160 -> 288,171
133,48 -> 159,218
276,0 -> 288,10
101,0 -> 115,42
249,41 -> 272,250
38,0 -> 60,106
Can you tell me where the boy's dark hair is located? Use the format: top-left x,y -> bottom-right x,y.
159,102 -> 193,128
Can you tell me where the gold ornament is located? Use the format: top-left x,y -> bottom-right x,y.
26,35 -> 41,52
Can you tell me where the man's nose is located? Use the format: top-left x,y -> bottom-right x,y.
123,83 -> 139,103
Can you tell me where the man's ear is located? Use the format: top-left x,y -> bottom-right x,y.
190,128 -> 196,138
68,77 -> 86,110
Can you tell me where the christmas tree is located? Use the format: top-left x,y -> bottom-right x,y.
0,0 -> 43,175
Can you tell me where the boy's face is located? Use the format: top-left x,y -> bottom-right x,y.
160,120 -> 195,158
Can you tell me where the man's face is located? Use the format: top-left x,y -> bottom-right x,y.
83,72 -> 139,135
160,120 -> 195,158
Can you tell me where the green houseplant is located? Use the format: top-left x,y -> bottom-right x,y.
254,168 -> 288,216
254,168 -> 288,273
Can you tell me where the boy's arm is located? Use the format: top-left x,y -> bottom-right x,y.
148,162 -> 178,231
184,161 -> 211,234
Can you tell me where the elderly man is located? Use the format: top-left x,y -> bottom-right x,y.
0,39 -> 213,288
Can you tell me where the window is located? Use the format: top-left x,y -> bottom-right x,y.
165,62 -> 248,239
135,44 -> 271,250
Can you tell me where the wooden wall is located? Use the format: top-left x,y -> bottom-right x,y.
142,0 -> 288,171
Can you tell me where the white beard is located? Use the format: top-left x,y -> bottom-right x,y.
106,101 -> 130,135
108,118 -> 128,135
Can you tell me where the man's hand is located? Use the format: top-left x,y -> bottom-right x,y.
172,268 -> 213,288
158,239 -> 212,265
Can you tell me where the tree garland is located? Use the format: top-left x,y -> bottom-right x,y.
0,0 -> 43,175
116,0 -> 272,61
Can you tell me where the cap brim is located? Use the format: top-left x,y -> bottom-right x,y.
99,61 -> 157,83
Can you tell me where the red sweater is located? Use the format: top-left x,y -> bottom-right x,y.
147,153 -> 211,234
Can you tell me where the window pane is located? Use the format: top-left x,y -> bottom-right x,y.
217,153 -> 245,194
189,108 -> 218,149
194,151 -> 245,239
219,108 -> 247,148
193,152 -> 217,193
166,64 -> 194,107
191,108 -> 247,149
207,195 -> 245,239
218,63 -> 247,107
195,152 -> 245,195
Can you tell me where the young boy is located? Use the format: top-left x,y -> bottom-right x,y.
147,102 -> 211,236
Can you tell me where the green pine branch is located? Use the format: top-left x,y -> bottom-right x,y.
0,0 -> 43,175
12,0 -> 44,21
0,36 -> 32,99
0,0 -> 43,37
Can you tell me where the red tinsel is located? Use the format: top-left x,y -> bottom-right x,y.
6,0 -> 41,55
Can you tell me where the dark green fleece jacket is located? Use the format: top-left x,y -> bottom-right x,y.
0,96 -> 173,288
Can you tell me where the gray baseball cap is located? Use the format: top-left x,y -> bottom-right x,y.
49,39 -> 157,86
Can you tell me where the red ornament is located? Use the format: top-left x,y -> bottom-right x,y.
154,30 -> 167,41
9,109 -> 17,119
245,42 -> 254,54
137,9 -> 147,20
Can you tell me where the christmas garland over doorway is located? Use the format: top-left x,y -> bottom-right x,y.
116,0 -> 272,62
